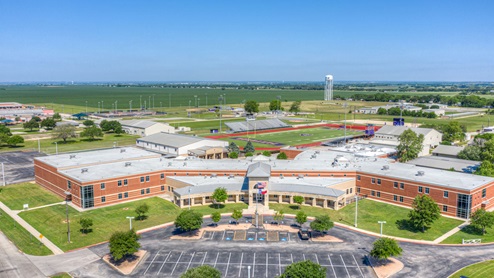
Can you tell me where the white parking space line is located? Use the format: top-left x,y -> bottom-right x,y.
143,251 -> 160,275
222,231 -> 226,240
291,253 -> 294,263
253,253 -> 256,278
303,254 -> 306,260
211,231 -> 215,239
352,254 -> 365,277
156,251 -> 172,275
225,252 -> 232,277
239,252 -> 243,277
202,252 -> 207,265
265,253 -> 268,278
214,252 -> 220,268
186,252 -> 195,271
170,252 -> 184,276
340,255 -> 350,278
278,253 -> 281,275
328,255 -> 337,277
315,254 -> 319,265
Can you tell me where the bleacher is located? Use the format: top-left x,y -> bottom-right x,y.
226,119 -> 291,133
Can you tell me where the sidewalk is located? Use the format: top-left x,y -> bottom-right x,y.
0,201 -> 64,255
433,221 -> 470,244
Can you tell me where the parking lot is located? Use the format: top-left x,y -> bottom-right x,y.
0,151 -> 44,185
137,250 -> 375,277
203,229 -> 328,243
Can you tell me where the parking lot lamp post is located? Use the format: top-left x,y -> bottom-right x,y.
354,194 -> 358,228
378,221 -> 386,237
55,142 -> 58,155
188,188 -> 191,210
64,191 -> 71,243
343,102 -> 348,145
38,139 -> 41,153
126,216 -> 135,230
1,162 -> 5,186
129,100 -> 132,112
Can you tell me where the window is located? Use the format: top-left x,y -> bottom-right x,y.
457,194 -> 472,218
100,183 -> 105,190
377,192 -> 381,198
140,177 -> 144,183
425,188 -> 430,194
371,178 -> 376,184
67,180 -> 72,189
399,196 -> 404,202
101,196 -> 106,203
393,195 -> 397,201
444,191 -> 449,198
168,186 -> 171,191
357,175 -> 361,181
124,192 -> 128,198
81,185 -> 94,208
118,180 -> 122,187
161,173 -> 165,179
393,182 -> 398,188
146,188 -> 150,194
443,205 -> 448,212
141,189 -> 145,195
357,187 -> 361,193
124,179 -> 128,186
146,176 -> 150,182
371,190 -> 375,196
400,183 -> 404,189
377,179 -> 381,185
350,188 -> 353,194
482,188 -> 487,198
161,185 -> 165,191
118,193 -> 122,199
418,186 -> 423,193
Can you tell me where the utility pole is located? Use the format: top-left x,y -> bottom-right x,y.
354,194 -> 358,228
64,192 -> 71,243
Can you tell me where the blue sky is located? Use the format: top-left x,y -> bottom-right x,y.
1,1 -> 493,82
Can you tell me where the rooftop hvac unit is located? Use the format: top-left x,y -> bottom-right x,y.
297,174 -> 304,179
211,173 -> 217,178
382,165 -> 389,170
125,162 -> 132,167
417,171 -> 425,176
168,162 -> 172,166
69,155 -> 76,159
120,149 -> 126,153
81,168 -> 88,173
183,162 -> 187,166
228,174 -> 234,179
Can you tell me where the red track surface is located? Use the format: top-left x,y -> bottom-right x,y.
206,123 -> 380,151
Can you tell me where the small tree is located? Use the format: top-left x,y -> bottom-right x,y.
244,141 -> 255,153
245,152 -> 253,157
83,119 -> 95,127
40,118 -> 56,130
174,210 -> 203,232
277,152 -> 287,159
8,135 -> 24,147
273,210 -> 285,224
370,237 -> 402,262
231,209 -> 243,224
212,187 -> 228,209
135,203 -> 150,221
53,125 -> 77,143
80,126 -> 103,141
295,211 -> 307,227
408,194 -> 440,232
279,260 -> 326,278
310,215 -> 334,234
181,265 -> 221,278
79,217 -> 93,234
244,100 -> 259,113
471,208 -> 494,235
109,229 -> 141,261
229,152 -> 238,159
211,211 -> 221,226
52,113 -> 62,121
397,129 -> 424,162
293,196 -> 304,209
23,119 -> 39,131
227,142 -> 240,153
289,101 -> 301,114
262,150 -> 271,157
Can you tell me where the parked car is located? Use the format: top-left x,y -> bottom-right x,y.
299,228 -> 310,240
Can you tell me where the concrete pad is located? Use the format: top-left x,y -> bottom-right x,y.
27,248 -> 100,276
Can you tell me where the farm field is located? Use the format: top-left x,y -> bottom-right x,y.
218,127 -> 364,149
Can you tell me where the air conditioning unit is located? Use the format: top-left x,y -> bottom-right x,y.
417,171 -> 425,176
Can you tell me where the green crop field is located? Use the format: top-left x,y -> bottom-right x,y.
218,127 -> 363,148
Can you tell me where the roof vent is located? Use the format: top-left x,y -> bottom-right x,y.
168,162 -> 172,166
125,162 -> 132,167
81,168 -> 88,173
297,174 -> 304,179
417,171 -> 425,176
211,173 -> 217,178
228,174 -> 234,179
183,162 -> 187,167
120,149 -> 126,153
383,165 -> 389,170
69,155 -> 76,159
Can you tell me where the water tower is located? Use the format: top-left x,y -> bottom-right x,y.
324,75 -> 333,101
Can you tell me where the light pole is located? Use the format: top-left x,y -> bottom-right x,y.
64,191 -> 71,243
1,162 -> 5,186
218,95 -> 224,133
38,139 -> 41,153
378,221 -> 386,236
277,95 -> 281,116
144,100 -> 147,110
98,102 -> 100,113
354,193 -> 358,228
55,142 -> 58,155
399,100 -> 404,126
188,187 -> 191,210
343,102 -> 348,145
115,100 -> 118,113
129,100 -> 132,112
194,95 -> 197,108
148,96 -> 151,109
126,216 -> 135,230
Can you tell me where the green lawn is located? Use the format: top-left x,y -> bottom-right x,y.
0,208 -> 53,256
19,197 -> 247,251
271,199 -> 463,241
0,182 -> 63,210
50,273 -> 72,278
441,224 -> 494,244
450,260 -> 494,278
